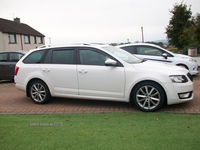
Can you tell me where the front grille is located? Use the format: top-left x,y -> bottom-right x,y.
187,73 -> 193,82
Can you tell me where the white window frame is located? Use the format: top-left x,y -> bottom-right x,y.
8,34 -> 17,43
24,35 -> 30,44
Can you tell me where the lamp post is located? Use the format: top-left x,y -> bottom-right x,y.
141,26 -> 144,43
48,37 -> 52,45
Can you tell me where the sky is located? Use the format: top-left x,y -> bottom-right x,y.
0,0 -> 200,45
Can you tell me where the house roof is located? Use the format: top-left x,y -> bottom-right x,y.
0,18 -> 45,37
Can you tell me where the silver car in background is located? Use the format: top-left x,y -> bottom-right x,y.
118,43 -> 198,75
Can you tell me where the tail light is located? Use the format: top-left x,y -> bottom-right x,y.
15,66 -> 19,76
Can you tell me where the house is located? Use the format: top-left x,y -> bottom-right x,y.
0,18 -> 45,51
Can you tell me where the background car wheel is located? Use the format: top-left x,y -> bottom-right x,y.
132,82 -> 165,112
29,80 -> 50,104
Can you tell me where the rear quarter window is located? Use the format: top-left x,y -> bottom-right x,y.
23,50 -> 45,63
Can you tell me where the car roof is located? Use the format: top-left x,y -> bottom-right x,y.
117,43 -> 163,48
0,51 -> 28,54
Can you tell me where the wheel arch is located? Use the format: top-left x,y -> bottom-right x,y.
176,63 -> 189,70
129,80 -> 167,105
26,78 -> 51,97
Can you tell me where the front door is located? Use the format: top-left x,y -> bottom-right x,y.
77,48 -> 125,98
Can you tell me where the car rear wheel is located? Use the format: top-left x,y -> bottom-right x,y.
132,82 -> 165,112
29,80 -> 50,104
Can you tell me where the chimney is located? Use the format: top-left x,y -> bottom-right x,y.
14,17 -> 20,24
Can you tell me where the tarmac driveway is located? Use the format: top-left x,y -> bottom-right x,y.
0,74 -> 200,114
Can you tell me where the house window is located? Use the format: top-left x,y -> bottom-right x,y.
38,37 -> 43,44
8,34 -> 16,43
34,36 -> 37,44
24,35 -> 30,44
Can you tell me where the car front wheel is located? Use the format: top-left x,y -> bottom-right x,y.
132,82 -> 165,112
29,80 -> 50,104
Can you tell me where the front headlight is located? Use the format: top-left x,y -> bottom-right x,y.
169,75 -> 188,83
182,57 -> 197,62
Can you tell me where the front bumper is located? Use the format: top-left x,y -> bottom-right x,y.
164,81 -> 193,105
190,64 -> 199,75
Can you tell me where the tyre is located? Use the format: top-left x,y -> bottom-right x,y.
132,82 -> 165,112
29,80 -> 50,104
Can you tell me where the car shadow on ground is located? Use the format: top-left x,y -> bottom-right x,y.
0,80 -> 14,84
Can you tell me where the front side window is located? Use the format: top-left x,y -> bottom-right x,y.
8,34 -> 16,43
0,53 -> 7,62
136,46 -> 163,56
24,35 -> 30,44
79,49 -> 107,66
23,50 -> 45,63
9,53 -> 24,62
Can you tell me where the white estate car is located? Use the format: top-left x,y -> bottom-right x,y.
14,44 -> 193,112
117,43 -> 199,75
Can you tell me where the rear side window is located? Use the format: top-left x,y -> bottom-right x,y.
23,50 -> 45,63
121,46 -> 135,54
10,53 -> 24,62
0,53 -> 7,62
52,50 -> 74,64
44,49 -> 74,64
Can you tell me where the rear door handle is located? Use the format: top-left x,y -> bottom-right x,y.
79,70 -> 88,73
43,68 -> 50,72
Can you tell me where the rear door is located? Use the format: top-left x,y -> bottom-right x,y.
40,48 -> 78,95
7,52 -> 24,78
0,53 -> 9,79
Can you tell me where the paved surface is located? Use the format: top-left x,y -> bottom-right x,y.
0,74 -> 200,114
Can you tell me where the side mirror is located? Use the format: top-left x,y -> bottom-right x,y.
162,53 -> 168,59
105,59 -> 117,66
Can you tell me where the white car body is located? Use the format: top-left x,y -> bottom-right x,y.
117,43 -> 199,75
14,44 -> 193,112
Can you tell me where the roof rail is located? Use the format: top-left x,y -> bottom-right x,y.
37,43 -> 107,49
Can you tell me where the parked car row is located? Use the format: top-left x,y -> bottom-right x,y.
14,43 -> 194,112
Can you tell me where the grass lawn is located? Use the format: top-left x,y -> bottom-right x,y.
0,113 -> 200,150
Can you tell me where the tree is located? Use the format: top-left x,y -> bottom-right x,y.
179,13 -> 200,54
166,2 -> 192,50
194,14 -> 200,45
